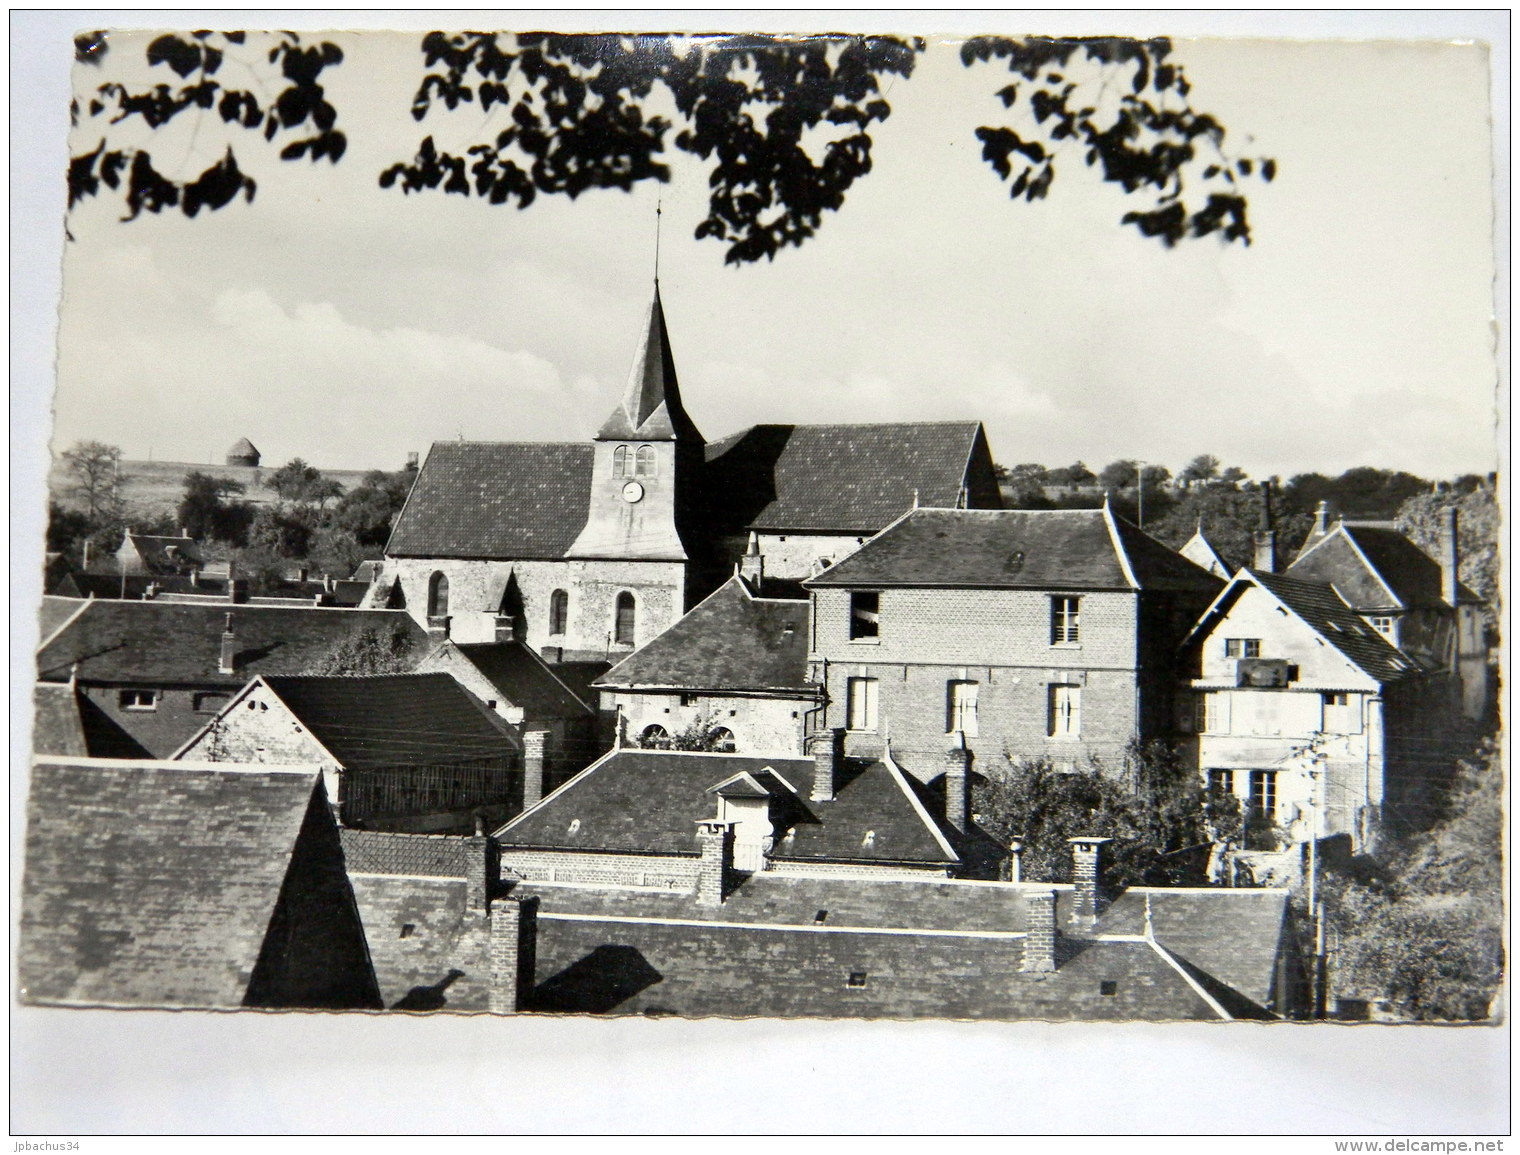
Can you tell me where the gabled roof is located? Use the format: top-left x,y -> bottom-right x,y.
19,758 -> 324,1008
384,441 -> 593,559
429,640 -> 596,716
1184,569 -> 1420,684
1178,528 -> 1235,580
35,600 -> 427,687
254,673 -> 521,770
120,532 -> 203,574
596,575 -> 811,693
807,507 -> 1223,592
594,284 -> 703,444
703,421 -> 1000,534
1288,523 -> 1482,610
31,684 -> 88,757
497,749 -> 959,867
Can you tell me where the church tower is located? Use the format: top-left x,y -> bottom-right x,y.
567,284 -> 706,561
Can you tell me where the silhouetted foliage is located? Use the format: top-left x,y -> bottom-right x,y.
1282,467 -> 1431,521
45,502 -> 94,559
334,469 -> 416,547
178,470 -> 253,544
1396,484 -> 1501,617
308,624 -> 417,676
267,458 -> 344,507
71,31 -> 1271,260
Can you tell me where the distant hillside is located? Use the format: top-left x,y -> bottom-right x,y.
48,458 -> 383,519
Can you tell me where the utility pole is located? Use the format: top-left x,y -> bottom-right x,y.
1307,753 -> 1328,1019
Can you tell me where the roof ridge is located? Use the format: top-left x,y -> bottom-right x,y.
32,754 -> 321,776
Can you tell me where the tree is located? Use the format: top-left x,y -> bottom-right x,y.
1098,459 -> 1139,491
1179,454 -> 1220,484
308,624 -> 417,675
45,502 -> 94,560
267,458 -> 343,507
59,439 -> 123,521
69,31 -> 1273,263
1322,741 -> 1503,1021
971,742 -> 1244,890
177,470 -> 252,543
334,469 -> 416,548
1395,484 -> 1500,612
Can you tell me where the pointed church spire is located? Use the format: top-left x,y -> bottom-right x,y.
595,284 -> 703,443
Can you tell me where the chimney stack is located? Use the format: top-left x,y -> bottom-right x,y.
811,726 -> 846,802
1069,836 -> 1111,929
943,732 -> 971,832
739,532 -> 764,587
694,819 -> 734,907
464,831 -> 498,917
219,613 -> 237,674
1022,886 -> 1058,973
1313,500 -> 1331,539
488,893 -> 537,1014
1008,836 -> 1024,883
1440,506 -> 1460,608
1253,481 -> 1278,573
522,730 -> 549,809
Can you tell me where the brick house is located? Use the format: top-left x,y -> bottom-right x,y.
381,285 -> 1001,663
1178,568 -> 1452,851
595,573 -> 818,757
1288,506 -> 1489,721
18,758 -> 381,1010
174,673 -> 523,832
803,505 -> 1224,784
34,597 -> 428,759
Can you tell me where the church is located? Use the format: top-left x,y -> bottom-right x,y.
382,285 -> 1003,662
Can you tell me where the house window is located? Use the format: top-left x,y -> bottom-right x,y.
613,445 -> 631,478
846,677 -> 879,732
1048,684 -> 1081,738
1208,768 -> 1235,797
427,572 -> 450,620
848,591 -> 880,640
947,680 -> 979,737
708,727 -> 737,753
1099,981 -> 1118,997
549,589 -> 569,636
120,689 -> 157,711
635,445 -> 656,478
1368,615 -> 1395,638
1199,692 -> 1232,734
1248,770 -> 1278,820
846,971 -> 868,989
193,692 -> 229,714
1322,692 -> 1362,734
399,924 -> 416,939
1225,638 -> 1261,658
614,592 -> 636,646
1050,596 -> 1080,645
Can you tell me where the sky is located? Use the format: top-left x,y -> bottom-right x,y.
36,16 -> 1505,486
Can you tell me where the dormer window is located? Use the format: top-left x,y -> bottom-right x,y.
635,445 -> 656,478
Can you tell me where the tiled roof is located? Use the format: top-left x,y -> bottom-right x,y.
384,441 -> 593,559
259,674 -> 521,770
18,758 -> 321,1008
35,600 -> 427,687
444,642 -> 596,716
808,507 -> 1222,591
1245,570 -> 1420,683
31,684 -> 88,757
340,828 -> 478,877
1289,524 -> 1481,610
596,576 -> 812,693
348,876 -> 491,1011
1094,888 -> 1293,1012
497,750 -> 958,867
703,422 -> 1000,533
123,533 -> 203,574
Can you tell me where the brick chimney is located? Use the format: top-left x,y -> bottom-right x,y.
694,819 -> 734,906
219,613 -> 237,674
739,531 -> 764,586
811,726 -> 846,802
1253,481 -> 1278,573
1069,836 -> 1111,929
464,830 -> 498,917
488,893 -> 537,1014
522,730 -> 549,808
1022,886 -> 1058,973
1440,507 -> 1460,607
943,732 -> 971,832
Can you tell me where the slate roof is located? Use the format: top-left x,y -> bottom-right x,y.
257,673 -> 521,770
1187,570 -> 1420,684
429,641 -> 597,716
31,684 -> 88,757
1288,524 -> 1482,610
808,507 -> 1223,592
121,532 -> 204,574
37,595 -> 88,644
595,285 -> 704,443
18,758 -> 323,1008
497,750 -> 958,867
703,421 -> 1000,534
596,575 -> 812,693
34,600 -> 427,687
385,441 -> 594,559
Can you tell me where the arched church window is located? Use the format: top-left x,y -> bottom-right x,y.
613,445 -> 630,478
708,726 -> 737,753
614,592 -> 636,646
427,572 -> 450,620
549,589 -> 569,636
635,445 -> 657,478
